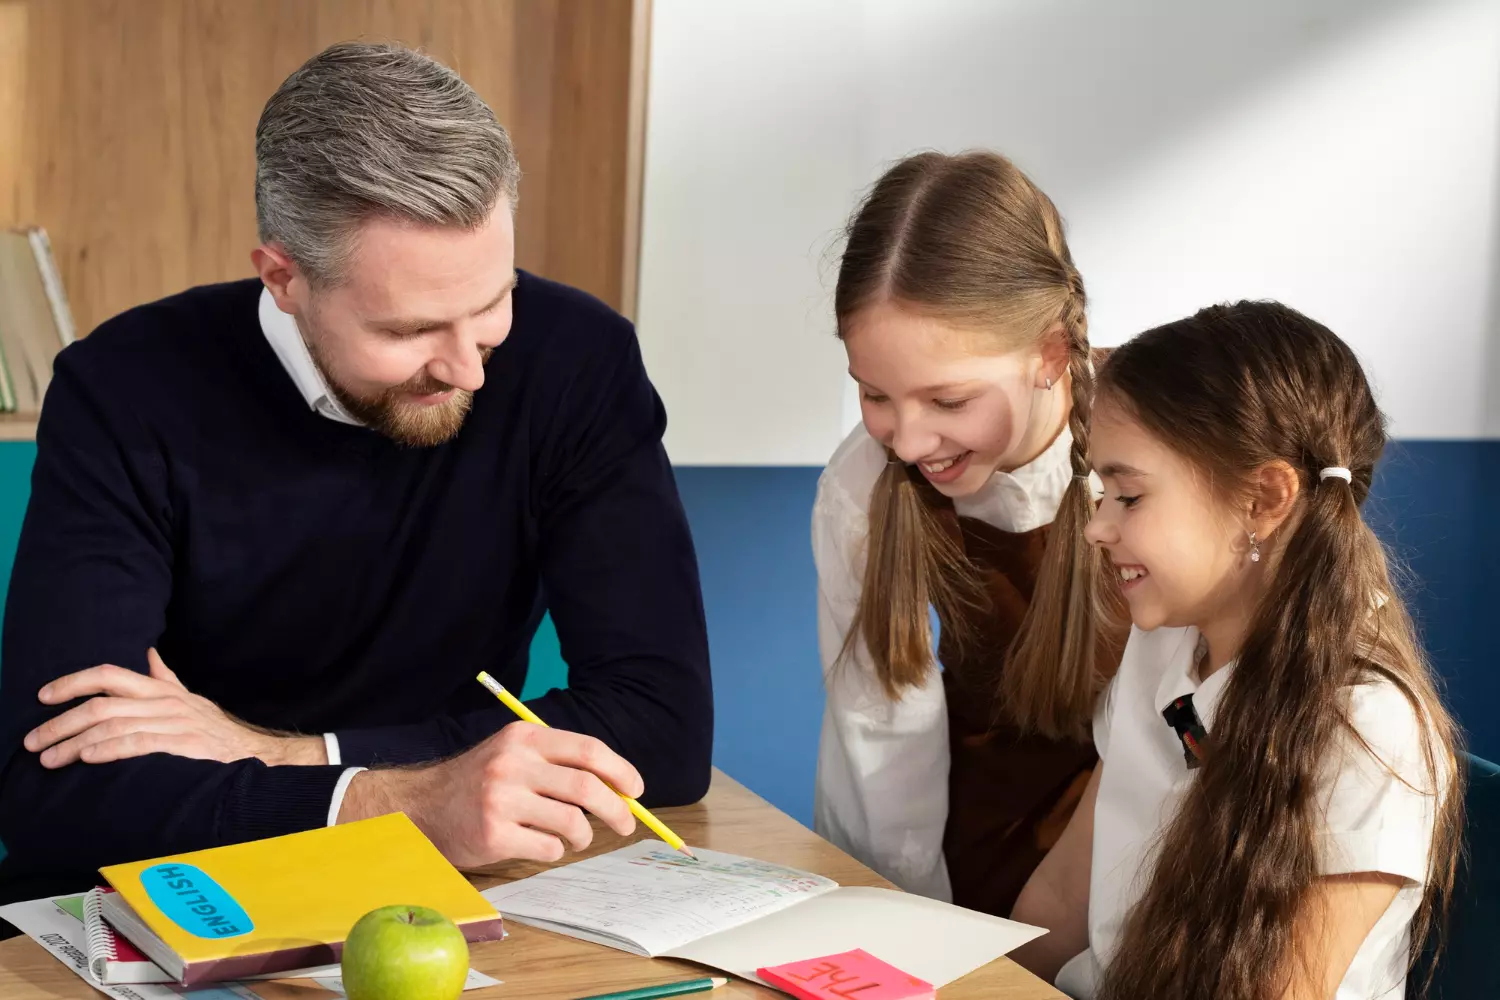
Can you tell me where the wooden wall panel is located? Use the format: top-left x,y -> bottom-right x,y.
0,0 -> 640,335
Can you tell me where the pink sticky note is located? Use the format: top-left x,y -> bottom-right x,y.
758,949 -> 935,1000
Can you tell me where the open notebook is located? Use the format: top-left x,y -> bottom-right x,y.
483,841 -> 1045,988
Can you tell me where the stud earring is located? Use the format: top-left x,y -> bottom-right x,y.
1248,530 -> 1261,564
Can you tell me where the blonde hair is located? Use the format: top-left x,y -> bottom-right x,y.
834,151 -> 1119,738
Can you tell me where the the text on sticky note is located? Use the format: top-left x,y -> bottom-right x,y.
758,948 -> 935,1000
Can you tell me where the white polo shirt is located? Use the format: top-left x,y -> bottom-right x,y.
1056,625 -> 1442,1000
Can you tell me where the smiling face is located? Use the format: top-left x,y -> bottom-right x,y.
841,299 -> 1065,498
264,198 -> 518,447
1084,397 -> 1259,642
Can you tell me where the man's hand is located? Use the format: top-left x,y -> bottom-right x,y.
338,722 -> 643,867
23,648 -> 327,768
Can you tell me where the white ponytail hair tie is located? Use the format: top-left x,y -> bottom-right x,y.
1319,467 -> 1352,483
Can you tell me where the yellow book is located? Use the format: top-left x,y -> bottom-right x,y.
98,813 -> 504,985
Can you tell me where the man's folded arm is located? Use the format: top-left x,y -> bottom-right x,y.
0,356 -> 342,894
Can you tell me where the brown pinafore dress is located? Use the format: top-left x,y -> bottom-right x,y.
912,477 -> 1100,918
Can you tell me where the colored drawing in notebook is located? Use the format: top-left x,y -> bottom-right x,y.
54,894 -> 86,922
758,949 -> 935,1000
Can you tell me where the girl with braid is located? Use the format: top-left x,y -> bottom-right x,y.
813,151 -> 1126,916
1013,302 -> 1463,1000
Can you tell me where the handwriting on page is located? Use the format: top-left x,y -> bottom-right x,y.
759,949 -> 935,1000
484,841 -> 837,956
625,850 -> 829,893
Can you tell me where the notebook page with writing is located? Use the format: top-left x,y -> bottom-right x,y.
663,886 -> 1046,988
483,841 -> 837,957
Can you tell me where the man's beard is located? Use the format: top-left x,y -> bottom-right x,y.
300,318 -> 488,448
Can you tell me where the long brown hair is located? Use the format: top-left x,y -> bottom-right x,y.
1093,302 -> 1463,1000
834,151 -> 1117,738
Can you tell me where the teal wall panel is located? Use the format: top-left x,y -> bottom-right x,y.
519,612 -> 568,700
0,442 -> 35,681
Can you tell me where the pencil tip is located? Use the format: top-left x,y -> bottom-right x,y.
711,977 -> 728,987
681,847 -> 698,860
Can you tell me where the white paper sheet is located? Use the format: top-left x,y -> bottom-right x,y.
0,895 -> 263,1000
311,968 -> 501,996
666,885 -> 1047,988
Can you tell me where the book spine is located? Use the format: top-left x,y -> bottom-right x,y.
0,231 -> 44,412
27,228 -> 77,346
0,240 -> 31,412
0,326 -> 16,412
81,888 -> 116,985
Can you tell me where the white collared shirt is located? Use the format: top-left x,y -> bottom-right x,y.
258,287 -> 362,426
257,287 -> 367,822
1056,625 -> 1442,999
811,422 -> 1077,901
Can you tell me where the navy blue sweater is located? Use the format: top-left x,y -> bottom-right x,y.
0,273 -> 713,903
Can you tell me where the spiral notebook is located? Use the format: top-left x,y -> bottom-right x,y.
82,888 -> 173,984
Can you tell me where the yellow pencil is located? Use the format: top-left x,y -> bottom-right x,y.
476,671 -> 697,859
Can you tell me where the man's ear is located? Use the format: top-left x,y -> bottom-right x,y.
250,244 -> 302,314
1251,459 -> 1302,541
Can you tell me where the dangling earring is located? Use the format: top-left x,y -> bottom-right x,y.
1044,376 -> 1053,391
1248,530 -> 1261,564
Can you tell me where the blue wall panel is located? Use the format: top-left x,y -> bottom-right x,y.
673,443 -> 1500,822
1367,441 -> 1498,762
674,467 -> 825,825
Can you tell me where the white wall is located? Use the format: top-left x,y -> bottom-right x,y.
636,0 -> 1500,464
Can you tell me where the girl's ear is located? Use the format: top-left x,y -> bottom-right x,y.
1035,322 -> 1070,389
1251,459 -> 1302,540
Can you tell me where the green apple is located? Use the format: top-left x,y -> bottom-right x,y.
340,905 -> 469,1000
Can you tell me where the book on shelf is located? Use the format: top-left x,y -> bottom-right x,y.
0,225 -> 78,415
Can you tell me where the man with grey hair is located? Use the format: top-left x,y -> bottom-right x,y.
0,42 -> 713,907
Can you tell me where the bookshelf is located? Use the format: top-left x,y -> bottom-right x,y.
0,413 -> 38,442
0,1 -> 651,443
0,1 -> 647,328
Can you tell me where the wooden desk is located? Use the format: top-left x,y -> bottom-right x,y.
0,770 -> 1063,999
